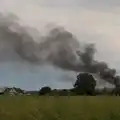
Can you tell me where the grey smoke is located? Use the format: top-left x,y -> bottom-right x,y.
77,45 -> 118,84
0,13 -> 119,85
0,13 -> 81,69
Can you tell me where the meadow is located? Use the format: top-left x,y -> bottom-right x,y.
0,96 -> 120,120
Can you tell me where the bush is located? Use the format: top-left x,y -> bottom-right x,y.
39,86 -> 51,95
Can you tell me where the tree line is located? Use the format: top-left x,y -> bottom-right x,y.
39,73 -> 120,96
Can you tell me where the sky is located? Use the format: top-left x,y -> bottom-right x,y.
0,0 -> 120,90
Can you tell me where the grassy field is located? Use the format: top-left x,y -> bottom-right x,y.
0,96 -> 120,120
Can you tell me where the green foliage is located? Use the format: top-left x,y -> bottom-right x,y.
39,86 -> 51,95
74,73 -> 96,95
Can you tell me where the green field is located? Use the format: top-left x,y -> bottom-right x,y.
0,96 -> 120,120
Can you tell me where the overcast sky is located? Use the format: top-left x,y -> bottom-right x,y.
0,0 -> 119,90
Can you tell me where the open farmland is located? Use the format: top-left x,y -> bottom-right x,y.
0,96 -> 120,120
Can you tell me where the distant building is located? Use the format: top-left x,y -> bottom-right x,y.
9,88 -> 18,96
0,87 -> 24,96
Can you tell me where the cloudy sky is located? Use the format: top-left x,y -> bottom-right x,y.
0,0 -> 119,90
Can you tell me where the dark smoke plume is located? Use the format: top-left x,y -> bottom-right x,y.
0,13 -> 82,70
77,45 -> 118,84
0,13 -> 119,85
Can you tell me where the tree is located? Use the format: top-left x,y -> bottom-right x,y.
113,76 -> 120,96
39,86 -> 51,95
74,73 -> 96,95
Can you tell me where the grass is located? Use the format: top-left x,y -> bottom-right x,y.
0,96 -> 120,120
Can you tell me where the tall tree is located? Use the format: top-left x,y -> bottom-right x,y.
74,73 -> 96,95
39,86 -> 51,95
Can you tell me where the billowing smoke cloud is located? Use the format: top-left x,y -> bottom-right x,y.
0,13 -> 119,85
77,44 -> 118,85
16,27 -> 81,69
0,13 -> 82,70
